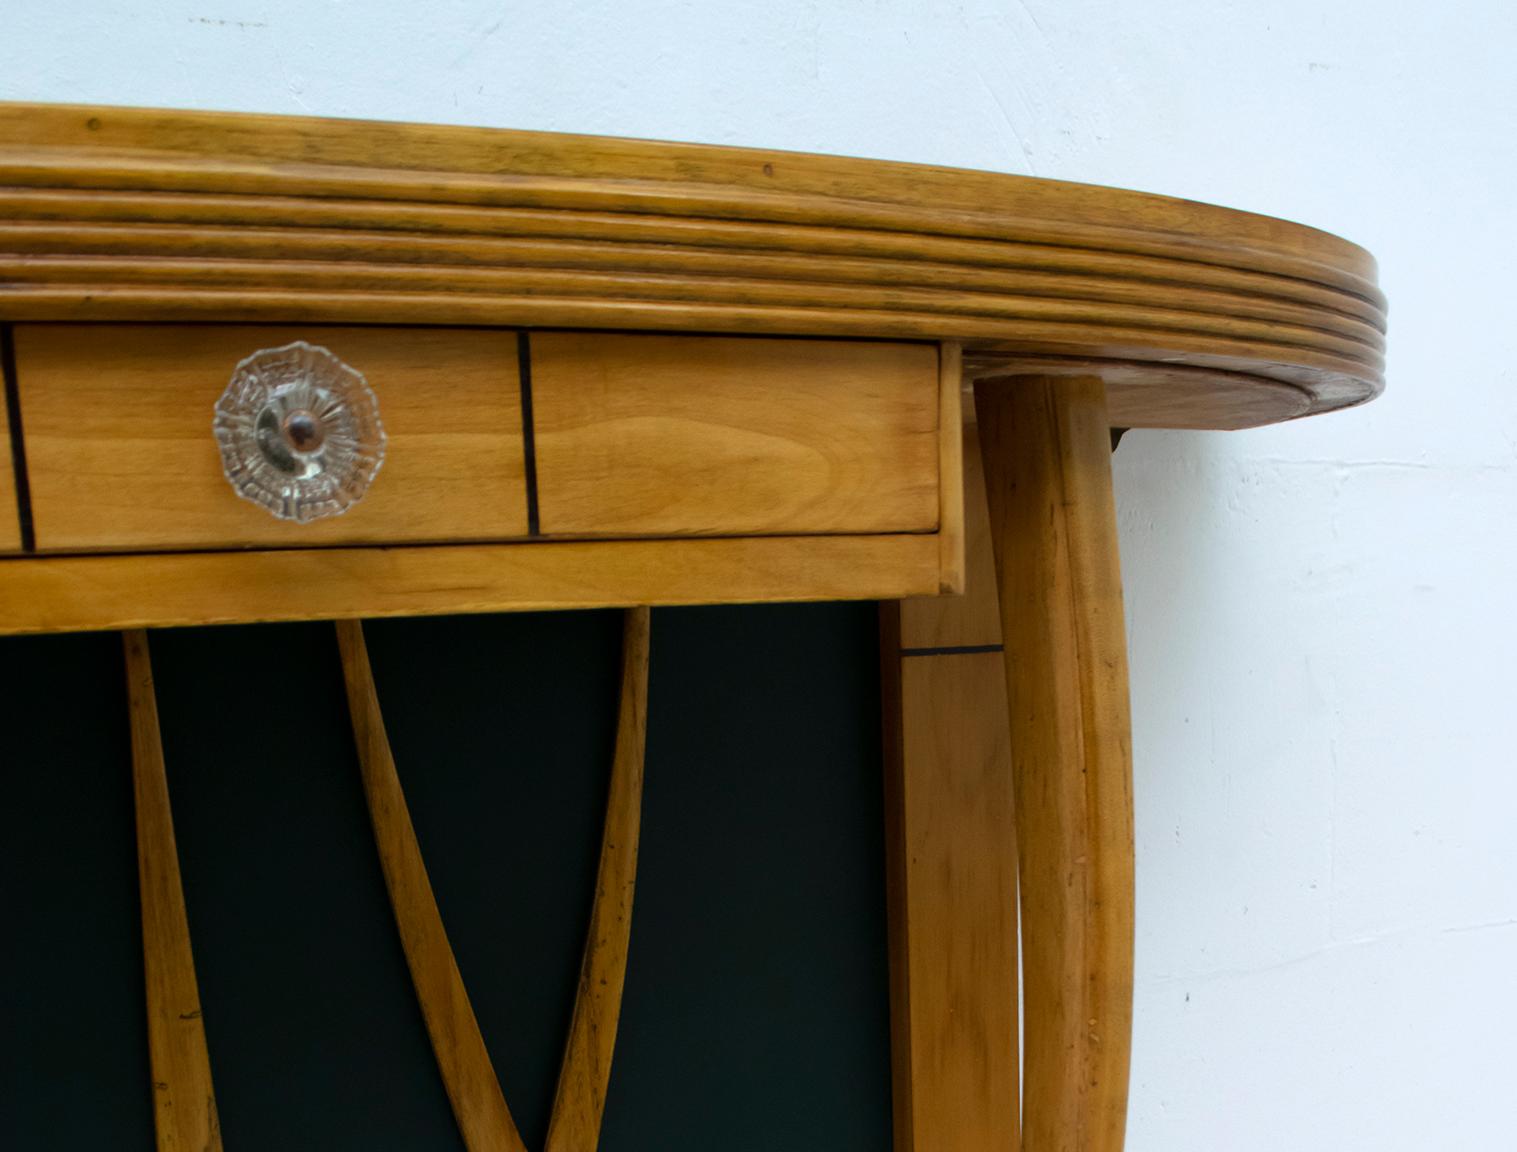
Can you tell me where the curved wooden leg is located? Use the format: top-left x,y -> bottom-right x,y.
338,609 -> 650,1152
336,619 -> 529,1152
974,375 -> 1135,1152
546,605 -> 650,1152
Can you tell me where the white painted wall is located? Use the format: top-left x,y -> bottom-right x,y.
6,2 -> 1512,1147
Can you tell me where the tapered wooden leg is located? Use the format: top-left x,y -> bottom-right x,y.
975,375 -> 1135,1152
336,619 -> 528,1152
338,610 -> 650,1152
546,606 -> 650,1152
124,630 -> 223,1152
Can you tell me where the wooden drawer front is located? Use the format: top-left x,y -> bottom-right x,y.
531,334 -> 940,538
17,326 -> 528,552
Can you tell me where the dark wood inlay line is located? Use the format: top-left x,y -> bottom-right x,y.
1,325 -> 36,551
517,331 -> 541,537
900,643 -> 1004,657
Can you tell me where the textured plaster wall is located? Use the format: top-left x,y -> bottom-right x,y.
5,2 -> 1514,1148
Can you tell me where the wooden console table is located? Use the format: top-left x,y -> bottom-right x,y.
0,104 -> 1384,1151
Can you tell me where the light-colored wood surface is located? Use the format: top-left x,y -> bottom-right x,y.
976,374 -> 1135,1152
0,103 -> 1385,429
546,607 -> 649,1152
0,365 -> 19,551
16,324 -> 527,551
0,532 -> 940,635
883,412 -> 1019,1152
531,333 -> 939,538
335,619 -> 527,1152
0,102 -> 1379,277
881,625 -> 1019,1152
965,354 -> 1315,431
934,344 -> 965,594
900,415 -> 1001,649
123,629 -> 223,1152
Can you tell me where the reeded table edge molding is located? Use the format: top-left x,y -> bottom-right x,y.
0,103 -> 1385,429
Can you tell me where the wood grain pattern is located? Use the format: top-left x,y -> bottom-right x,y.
0,104 -> 1379,281
16,324 -> 527,552
881,623 -> 1019,1152
965,354 -> 1313,431
335,619 -> 527,1152
900,414 -> 1001,650
0,532 -> 940,635
976,374 -> 1135,1152
531,333 -> 939,538
0,220 -> 1383,333
0,367 -> 19,551
123,629 -> 223,1152
884,406 -> 1019,1152
0,103 -> 1385,429
545,607 -> 649,1152
935,344 -> 965,594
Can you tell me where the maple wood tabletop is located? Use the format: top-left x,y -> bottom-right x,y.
0,101 -> 1383,431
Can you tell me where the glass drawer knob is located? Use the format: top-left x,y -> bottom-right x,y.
213,341 -> 386,523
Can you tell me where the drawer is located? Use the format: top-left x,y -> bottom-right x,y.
531,334 -> 940,538
16,325 -> 529,552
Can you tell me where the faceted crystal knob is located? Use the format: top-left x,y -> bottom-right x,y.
213,342 -> 386,523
